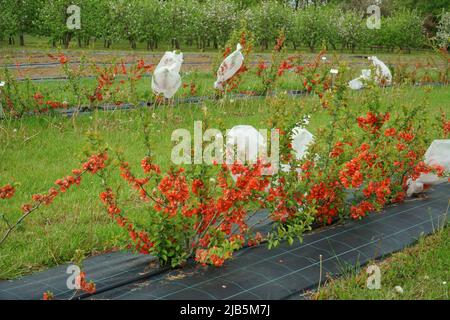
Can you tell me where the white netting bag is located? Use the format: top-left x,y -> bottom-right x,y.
225,125 -> 266,164
369,56 -> 392,86
151,51 -> 183,99
291,127 -> 314,160
407,140 -> 450,196
349,69 -> 371,90
281,127 -> 314,173
214,44 -> 244,91
225,125 -> 266,181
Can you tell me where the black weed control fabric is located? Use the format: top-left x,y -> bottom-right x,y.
0,183 -> 448,300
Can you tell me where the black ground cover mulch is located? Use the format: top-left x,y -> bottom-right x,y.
0,183 -> 448,300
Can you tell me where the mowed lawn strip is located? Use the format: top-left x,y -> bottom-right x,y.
312,224 -> 450,300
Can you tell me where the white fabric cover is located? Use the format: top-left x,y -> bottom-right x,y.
151,51 -> 183,98
349,69 -> 372,90
407,140 -> 450,196
369,56 -> 392,86
214,44 -> 244,91
281,127 -> 314,173
225,125 -> 266,165
291,127 -> 314,160
225,125 -> 266,181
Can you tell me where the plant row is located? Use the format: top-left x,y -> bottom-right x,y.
0,0 -> 448,51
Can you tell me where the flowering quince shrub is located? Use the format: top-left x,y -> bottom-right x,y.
91,75 -> 448,268
0,54 -> 154,116
100,153 -> 280,267
0,153 -> 108,245
392,48 -> 449,86
286,82 -> 449,225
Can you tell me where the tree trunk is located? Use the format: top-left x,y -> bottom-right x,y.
19,33 -> 25,46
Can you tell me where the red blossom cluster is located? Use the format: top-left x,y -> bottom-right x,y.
357,112 -> 390,134
195,248 -> 228,267
99,188 -> 153,254
120,162 -> 150,201
32,92 -> 68,112
48,53 -> 68,64
306,181 -> 341,224
0,185 -> 15,200
82,153 -> 108,174
76,272 -> 96,294
19,154 -> 106,214
277,60 -> 293,77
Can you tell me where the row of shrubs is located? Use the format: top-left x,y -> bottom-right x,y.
0,0 -> 448,52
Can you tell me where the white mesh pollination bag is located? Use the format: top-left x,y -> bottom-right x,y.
369,56 -> 392,86
151,51 -> 183,99
291,127 -> 314,161
225,125 -> 267,181
407,140 -> 450,197
214,44 -> 244,91
281,127 -> 314,173
348,69 -> 372,90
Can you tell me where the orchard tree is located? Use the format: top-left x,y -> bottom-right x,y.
435,12 -> 450,49
162,0 -> 200,50
35,0 -> 75,48
140,0 -> 166,50
290,5 -> 329,52
248,0 -> 292,50
109,0 -> 143,49
198,0 -> 239,50
384,9 -> 425,52
337,10 -> 366,52
0,0 -> 43,46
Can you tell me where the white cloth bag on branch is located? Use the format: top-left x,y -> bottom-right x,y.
407,140 -> 450,196
281,127 -> 314,173
369,56 -> 392,86
151,51 -> 183,99
348,69 -> 371,90
214,44 -> 244,91
225,125 -> 267,181
292,127 -> 314,161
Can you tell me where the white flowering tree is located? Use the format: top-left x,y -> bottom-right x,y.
436,12 -> 450,49
247,0 -> 292,50
336,10 -> 366,53
383,9 -> 425,52
289,5 -> 329,52
198,0 -> 239,50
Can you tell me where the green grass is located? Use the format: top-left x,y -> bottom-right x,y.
312,224 -> 450,300
0,84 -> 448,280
